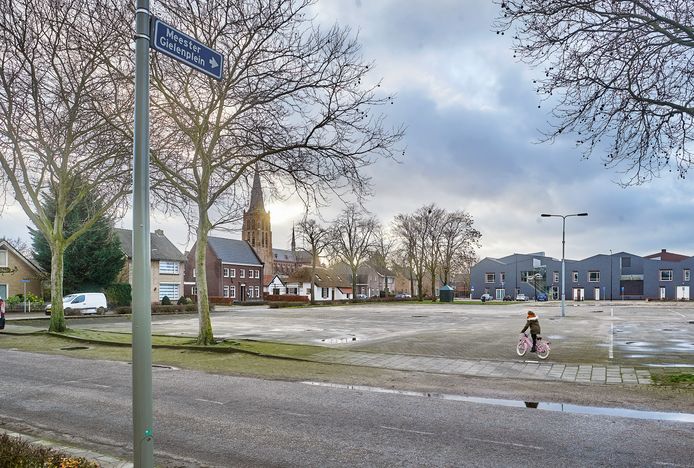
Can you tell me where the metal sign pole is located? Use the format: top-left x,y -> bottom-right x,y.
133,1 -> 154,466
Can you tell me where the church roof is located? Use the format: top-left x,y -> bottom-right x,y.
248,170 -> 265,212
208,236 -> 263,266
273,248 -> 312,263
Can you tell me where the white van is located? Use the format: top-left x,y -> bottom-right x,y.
45,293 -> 108,315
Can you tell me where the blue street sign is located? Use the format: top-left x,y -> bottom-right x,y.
20,279 -> 30,283
150,18 -> 224,80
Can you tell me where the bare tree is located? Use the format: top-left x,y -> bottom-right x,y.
147,0 -> 402,344
297,218 -> 329,304
1,237 -> 31,259
438,211 -> 481,286
494,1 -> 694,185
329,205 -> 378,299
370,226 -> 397,273
393,205 -> 436,300
0,0 -> 132,331
422,205 -> 446,301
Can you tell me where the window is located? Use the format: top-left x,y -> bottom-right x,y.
159,283 -> 179,301
660,270 -> 673,281
192,268 -> 196,278
159,261 -> 179,275
288,287 -> 298,295
685,269 -> 691,282
500,272 -> 506,283
223,268 -> 229,277
322,287 -> 329,298
621,256 -> 631,268
553,272 -> 559,283
588,271 -> 600,282
0,249 -> 7,267
572,271 -> 578,283
230,286 -> 236,298
223,286 -> 229,298
191,286 -> 197,295
256,270 -> 261,279
240,269 -> 245,278
255,286 -> 260,298
230,268 -> 236,278
247,287 -> 253,299
485,273 -> 495,283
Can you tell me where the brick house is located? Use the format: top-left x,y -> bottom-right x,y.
184,236 -> 264,302
0,239 -> 44,299
115,228 -> 186,303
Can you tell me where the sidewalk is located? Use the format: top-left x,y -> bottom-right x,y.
313,350 -> 654,384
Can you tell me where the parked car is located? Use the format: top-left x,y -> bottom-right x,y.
536,292 -> 548,302
480,293 -> 493,302
503,295 -> 513,301
515,293 -> 528,301
395,293 -> 412,299
45,293 -> 108,316
356,293 -> 368,299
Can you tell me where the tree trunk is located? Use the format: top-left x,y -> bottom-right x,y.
352,265 -> 358,302
310,254 -> 317,304
430,270 -> 437,302
48,241 -> 66,332
195,219 -> 214,345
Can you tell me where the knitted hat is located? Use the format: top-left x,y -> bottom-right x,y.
527,311 -> 536,318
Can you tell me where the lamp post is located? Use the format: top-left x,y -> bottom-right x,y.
540,212 -> 588,317
609,249 -> 613,301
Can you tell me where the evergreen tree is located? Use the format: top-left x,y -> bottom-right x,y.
30,188 -> 125,294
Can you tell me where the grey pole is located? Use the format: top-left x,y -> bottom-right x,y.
133,1 -> 154,466
540,212 -> 588,318
561,216 -> 566,318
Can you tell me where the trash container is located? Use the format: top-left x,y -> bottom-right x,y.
439,284 -> 454,303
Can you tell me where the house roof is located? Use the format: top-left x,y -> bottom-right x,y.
208,236 -> 263,266
288,266 -> 350,288
366,262 -> 395,277
0,239 -> 43,273
272,248 -> 312,263
644,249 -> 690,262
115,228 -> 186,261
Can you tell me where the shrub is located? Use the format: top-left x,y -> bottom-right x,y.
269,301 -> 306,309
265,294 -> 309,303
105,283 -> 132,307
177,296 -> 191,305
208,296 -> 234,305
0,433 -> 98,468
160,295 -> 172,305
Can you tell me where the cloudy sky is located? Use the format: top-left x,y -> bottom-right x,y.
3,0 -> 692,262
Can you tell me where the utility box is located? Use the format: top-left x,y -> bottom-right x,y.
439,284 -> 454,303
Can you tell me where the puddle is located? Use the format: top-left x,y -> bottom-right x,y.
411,315 -> 428,318
319,337 -> 358,344
301,382 -> 694,423
644,364 -> 694,368
60,346 -> 90,351
592,310 -> 603,313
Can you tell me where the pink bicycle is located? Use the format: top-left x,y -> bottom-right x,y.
516,332 -> 551,359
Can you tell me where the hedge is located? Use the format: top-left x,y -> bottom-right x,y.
265,294 -> 309,303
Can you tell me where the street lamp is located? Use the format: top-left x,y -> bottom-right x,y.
540,212 -> 588,317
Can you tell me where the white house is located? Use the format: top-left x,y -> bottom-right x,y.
266,274 -> 287,295
284,266 -> 352,301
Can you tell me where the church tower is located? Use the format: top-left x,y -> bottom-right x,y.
242,170 -> 273,276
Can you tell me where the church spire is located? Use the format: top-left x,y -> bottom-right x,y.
291,223 -> 296,252
249,169 -> 265,212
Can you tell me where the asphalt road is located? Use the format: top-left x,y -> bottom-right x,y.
1,350 -> 692,467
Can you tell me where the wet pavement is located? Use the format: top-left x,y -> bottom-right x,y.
17,300 -> 692,385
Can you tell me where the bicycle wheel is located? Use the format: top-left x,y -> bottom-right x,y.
516,340 -> 528,356
537,343 -> 550,360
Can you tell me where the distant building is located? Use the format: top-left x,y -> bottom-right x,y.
471,249 -> 694,301
0,239 -> 44,299
115,228 -> 186,303
284,266 -> 352,301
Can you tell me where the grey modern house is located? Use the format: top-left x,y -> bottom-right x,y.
470,249 -> 693,301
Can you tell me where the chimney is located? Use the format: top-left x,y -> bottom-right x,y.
155,229 -> 164,236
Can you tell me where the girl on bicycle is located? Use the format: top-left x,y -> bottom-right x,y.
521,310 -> 541,352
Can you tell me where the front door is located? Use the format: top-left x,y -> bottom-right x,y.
495,288 -> 505,300
240,285 -> 246,301
594,287 -> 600,301
659,287 -> 666,300
551,286 -> 558,300
677,286 -> 690,300
573,288 -> 584,301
